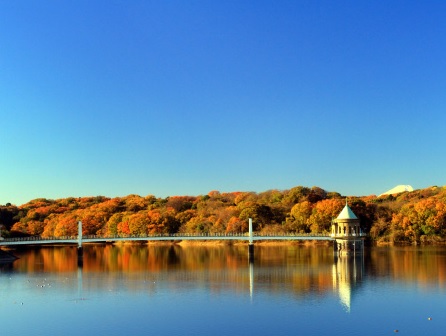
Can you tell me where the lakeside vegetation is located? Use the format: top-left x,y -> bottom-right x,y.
1,185 -> 446,245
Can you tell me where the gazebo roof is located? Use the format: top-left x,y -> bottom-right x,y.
336,203 -> 358,220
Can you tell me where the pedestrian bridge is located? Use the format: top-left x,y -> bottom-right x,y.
0,232 -> 333,247
0,219 -> 366,263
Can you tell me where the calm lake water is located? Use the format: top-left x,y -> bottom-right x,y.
1,243 -> 446,336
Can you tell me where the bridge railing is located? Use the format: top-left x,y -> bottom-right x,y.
81,233 -> 250,239
1,235 -> 78,242
1,232 -> 332,243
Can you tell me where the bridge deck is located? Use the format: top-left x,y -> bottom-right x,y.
0,234 -> 334,246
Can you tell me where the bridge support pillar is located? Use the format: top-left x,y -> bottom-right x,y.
248,218 -> 253,244
248,218 -> 254,262
77,221 -> 83,267
78,221 -> 83,249
248,243 -> 254,262
77,246 -> 83,267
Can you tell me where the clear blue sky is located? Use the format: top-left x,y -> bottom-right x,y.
1,1 -> 446,205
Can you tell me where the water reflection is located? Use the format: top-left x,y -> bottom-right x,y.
2,244 -> 446,312
332,255 -> 364,312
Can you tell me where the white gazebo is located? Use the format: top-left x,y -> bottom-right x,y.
331,201 -> 365,255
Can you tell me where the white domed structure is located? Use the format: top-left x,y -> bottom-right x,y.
331,201 -> 365,255
332,202 -> 360,237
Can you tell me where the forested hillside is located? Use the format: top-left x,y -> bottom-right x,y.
1,185 -> 446,244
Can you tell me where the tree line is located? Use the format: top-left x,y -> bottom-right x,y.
1,185 -> 446,244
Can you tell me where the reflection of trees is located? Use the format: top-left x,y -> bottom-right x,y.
5,245 -> 446,297
367,246 -> 446,288
5,245 -> 336,296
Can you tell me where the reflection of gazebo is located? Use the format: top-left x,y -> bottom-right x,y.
332,255 -> 364,312
331,201 -> 365,255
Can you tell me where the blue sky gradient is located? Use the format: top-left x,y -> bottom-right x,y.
2,1 -> 446,205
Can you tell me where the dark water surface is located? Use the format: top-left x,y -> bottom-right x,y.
1,244 -> 446,335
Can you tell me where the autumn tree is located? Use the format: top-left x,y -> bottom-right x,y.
166,196 -> 195,213
211,206 -> 239,233
308,199 -> 344,233
369,205 -> 393,242
391,198 -> 446,244
123,195 -> 148,212
225,216 -> 247,233
128,212 -> 149,235
0,204 -> 20,234
308,186 -> 327,203
285,201 -> 313,233
282,186 -> 310,206
105,212 -> 128,236
182,215 -> 213,234
145,209 -> 180,234
6,184 -> 446,244
53,212 -> 79,237
258,189 -> 283,204
176,209 -> 198,228
239,203 -> 275,230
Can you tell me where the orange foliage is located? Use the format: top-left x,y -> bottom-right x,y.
117,220 -> 130,235
225,216 -> 246,233
308,199 -> 344,233
5,185 -> 446,245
